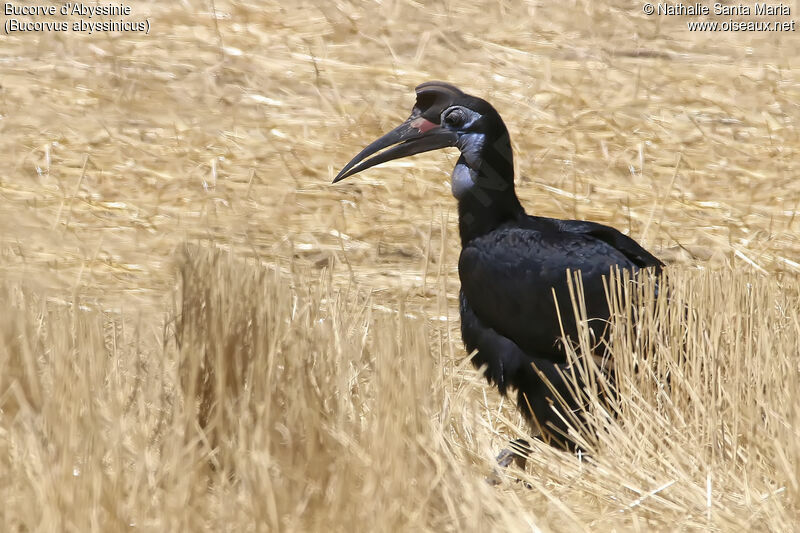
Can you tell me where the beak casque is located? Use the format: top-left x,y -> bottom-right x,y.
332,82 -> 465,183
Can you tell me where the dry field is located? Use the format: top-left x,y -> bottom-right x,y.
1,1 -> 799,531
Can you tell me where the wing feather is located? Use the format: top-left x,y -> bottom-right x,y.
459,222 -> 659,362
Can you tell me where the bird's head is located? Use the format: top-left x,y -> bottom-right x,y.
333,82 -> 511,184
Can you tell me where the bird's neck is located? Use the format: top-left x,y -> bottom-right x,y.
453,132 -> 524,245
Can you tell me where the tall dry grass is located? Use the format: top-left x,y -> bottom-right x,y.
1,0 -> 799,531
1,248 -> 798,531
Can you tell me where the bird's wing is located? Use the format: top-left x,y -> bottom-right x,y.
459,224 -> 658,361
548,219 -> 664,269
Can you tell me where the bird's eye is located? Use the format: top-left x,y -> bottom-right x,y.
444,108 -> 466,128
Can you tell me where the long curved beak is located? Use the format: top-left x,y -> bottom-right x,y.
333,116 -> 458,183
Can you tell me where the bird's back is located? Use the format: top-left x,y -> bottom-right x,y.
459,215 -> 662,362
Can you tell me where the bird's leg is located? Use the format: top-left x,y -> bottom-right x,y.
496,438 -> 532,469
486,438 -> 533,486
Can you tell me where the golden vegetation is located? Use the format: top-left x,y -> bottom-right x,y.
1,1 -> 799,531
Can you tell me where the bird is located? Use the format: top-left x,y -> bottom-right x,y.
333,82 -> 663,469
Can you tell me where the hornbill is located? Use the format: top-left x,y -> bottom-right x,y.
333,82 -> 663,469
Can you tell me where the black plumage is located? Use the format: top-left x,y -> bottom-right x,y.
334,82 -> 662,454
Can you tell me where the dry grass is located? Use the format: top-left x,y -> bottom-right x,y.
1,0 -> 799,531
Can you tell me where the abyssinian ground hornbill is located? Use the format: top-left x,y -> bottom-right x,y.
333,82 -> 663,470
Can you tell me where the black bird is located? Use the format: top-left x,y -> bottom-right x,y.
334,82 -> 662,463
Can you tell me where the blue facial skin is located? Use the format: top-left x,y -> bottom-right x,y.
443,107 -> 485,200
